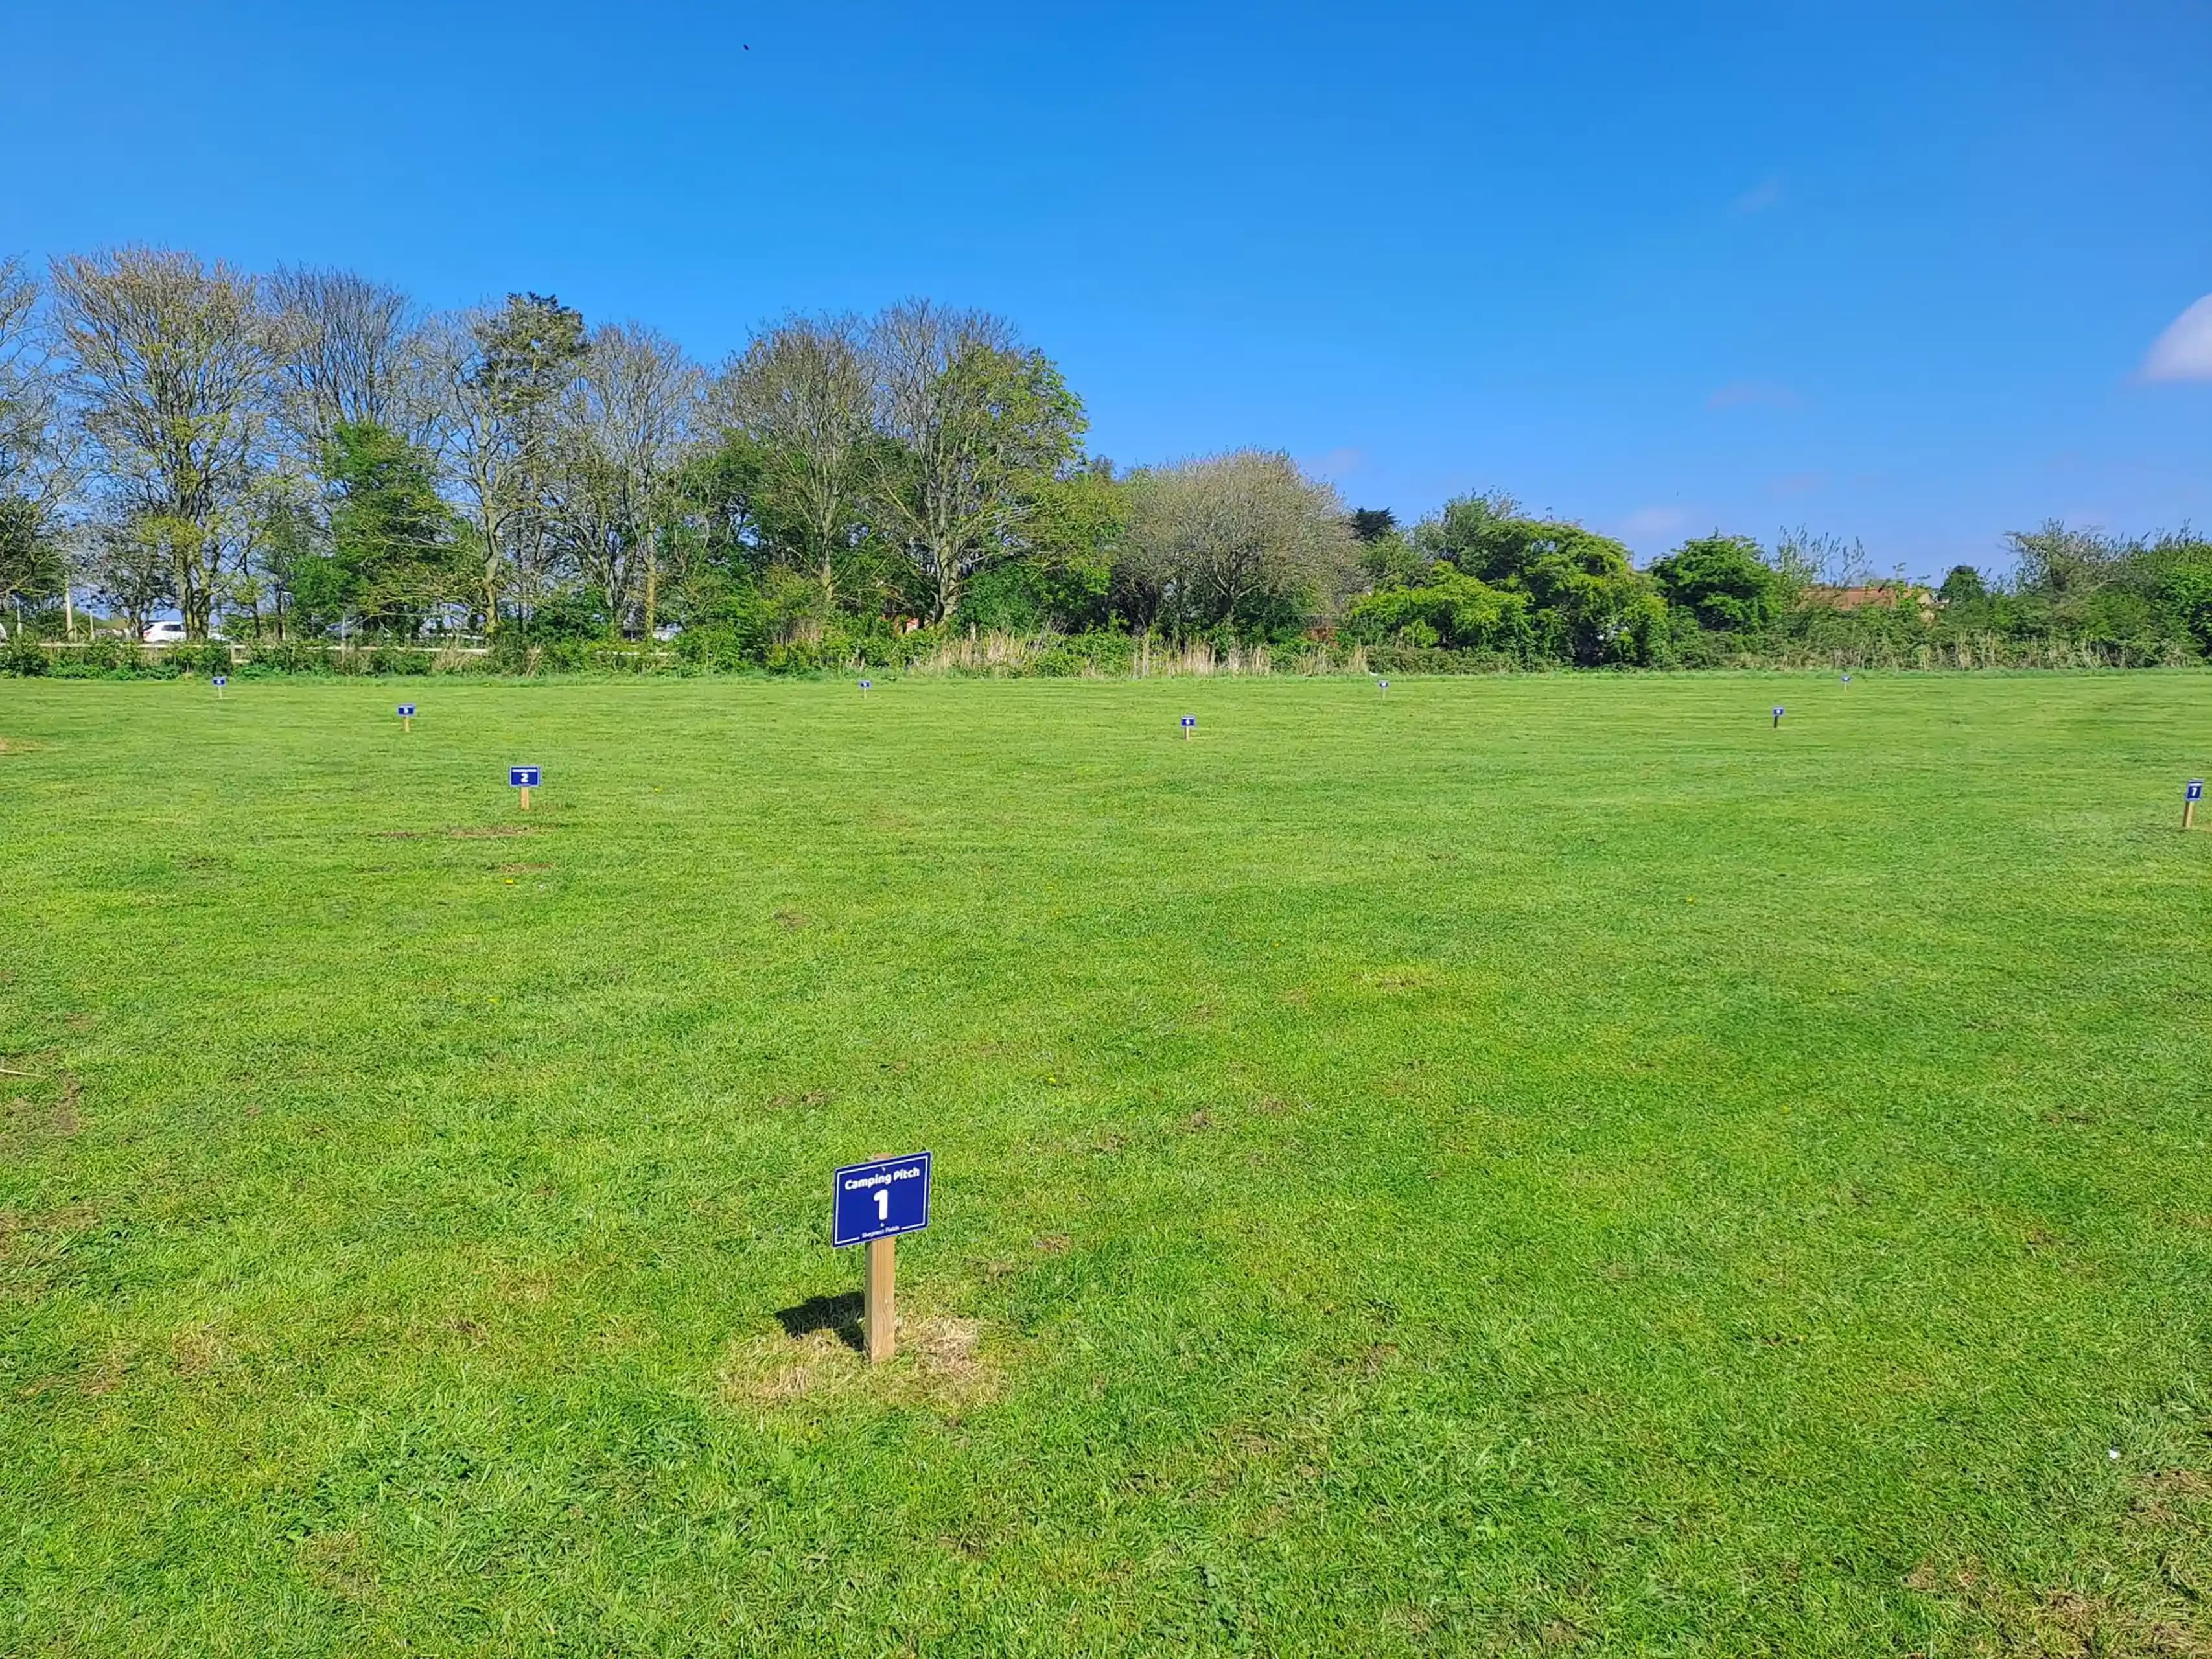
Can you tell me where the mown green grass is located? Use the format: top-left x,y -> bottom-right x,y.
4,671 -> 2211,1656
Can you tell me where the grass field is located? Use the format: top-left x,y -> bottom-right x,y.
4,671 -> 2211,1656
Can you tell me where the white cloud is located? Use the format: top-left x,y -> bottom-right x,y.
2142,294 -> 2212,382
1622,505 -> 1689,538
1732,176 -> 1784,214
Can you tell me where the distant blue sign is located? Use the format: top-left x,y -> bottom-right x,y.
1181,715 -> 1196,729
2191,780 -> 2204,803
859,679 -> 872,690
397,703 -> 416,717
832,1152 -> 932,1247
1378,680 -> 1390,691
1772,706 -> 1784,716
1841,674 -> 1852,684
509,766 -> 541,788
212,675 -> 227,686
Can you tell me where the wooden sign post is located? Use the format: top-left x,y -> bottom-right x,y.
1771,705 -> 1784,729
213,675 -> 227,701
865,1237 -> 897,1362
2187,779 -> 2203,831
1378,679 -> 1390,694
1181,715 -> 1196,742
398,702 -> 415,732
509,765 -> 541,811
832,1152 -> 933,1363
859,679 -> 872,696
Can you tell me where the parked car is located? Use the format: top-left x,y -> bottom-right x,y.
143,621 -> 187,645
652,621 -> 684,642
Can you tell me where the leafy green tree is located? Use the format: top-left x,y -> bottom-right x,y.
1412,495 -> 1661,664
1938,564 -> 1988,605
1347,507 -> 1397,542
966,459 -> 1126,632
1344,561 -> 1532,651
0,495 -> 65,621
324,421 -> 461,633
1647,535 -> 1782,631
714,314 -> 872,608
2141,535 -> 2212,655
434,292 -> 588,635
867,302 -> 1086,623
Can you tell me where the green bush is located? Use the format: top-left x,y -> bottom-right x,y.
2,634 -> 49,675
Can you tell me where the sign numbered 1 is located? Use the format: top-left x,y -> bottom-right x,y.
2188,778 -> 2204,831
833,1152 -> 932,1364
832,1152 -> 931,1246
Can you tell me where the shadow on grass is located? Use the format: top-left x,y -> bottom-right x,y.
775,1292 -> 863,1352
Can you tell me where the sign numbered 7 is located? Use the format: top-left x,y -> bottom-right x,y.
832,1152 -> 932,1247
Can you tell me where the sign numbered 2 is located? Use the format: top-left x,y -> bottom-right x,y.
509,766 -> 541,788
832,1152 -> 932,1247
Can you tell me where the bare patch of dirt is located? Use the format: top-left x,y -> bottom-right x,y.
0,737 -> 39,755
774,909 -> 809,929
169,1321 -> 234,1378
718,1313 -> 1001,1415
1034,1233 -> 1070,1254
493,862 -> 553,874
447,825 -> 541,839
298,1529 -> 381,1605
80,1340 -> 135,1396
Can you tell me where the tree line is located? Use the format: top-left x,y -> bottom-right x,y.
2,246 -> 2206,673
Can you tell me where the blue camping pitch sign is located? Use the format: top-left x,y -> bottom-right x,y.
509,766 -> 540,788
1181,715 -> 1196,741
2191,780 -> 2205,802
2189,779 -> 2205,831
835,1152 -> 932,1363
398,702 -> 416,717
832,1152 -> 932,1247
1771,705 -> 1785,727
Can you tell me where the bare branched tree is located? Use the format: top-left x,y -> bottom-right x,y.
546,321 -> 701,633
49,247 -> 272,638
1119,450 -> 1358,632
714,313 -> 870,603
866,300 -> 1085,623
265,265 -> 431,454
0,255 -> 76,527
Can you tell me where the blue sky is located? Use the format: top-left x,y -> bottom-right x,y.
3,0 -> 2207,577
